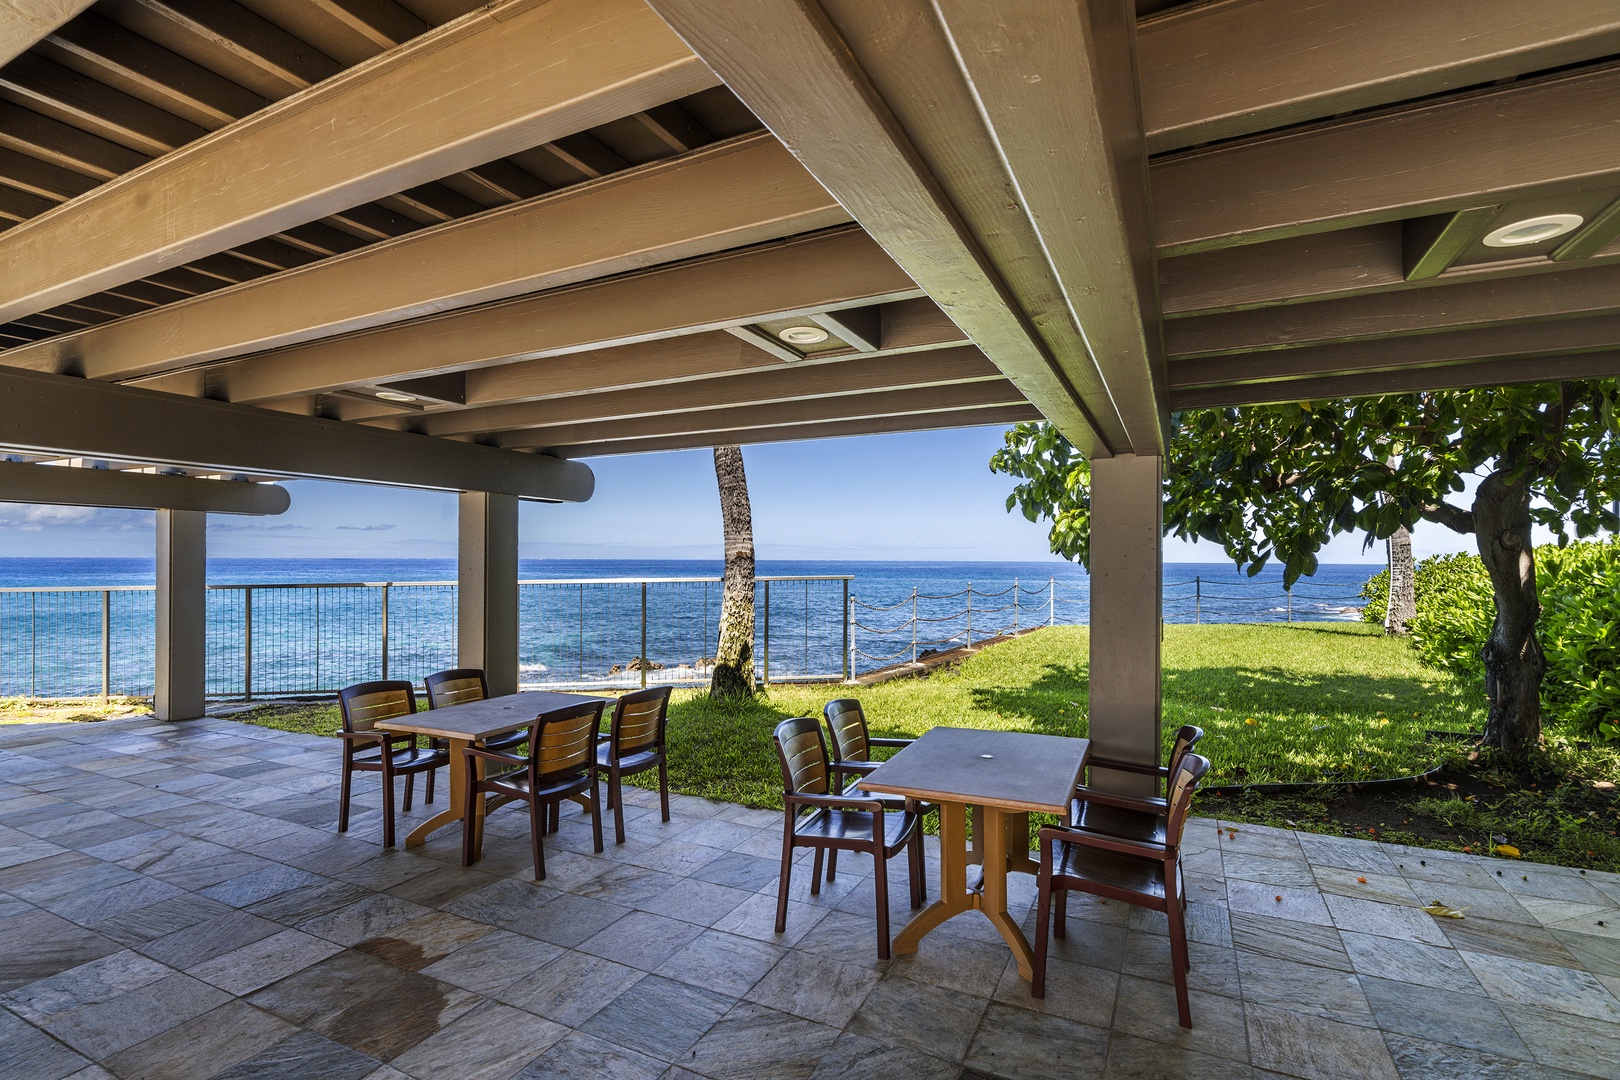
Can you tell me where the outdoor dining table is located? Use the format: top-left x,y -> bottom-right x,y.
858,726 -> 1090,981
375,689 -> 608,855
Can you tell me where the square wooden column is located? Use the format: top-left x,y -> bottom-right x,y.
1088,453 -> 1162,792
458,491 -> 519,696
155,509 -> 207,721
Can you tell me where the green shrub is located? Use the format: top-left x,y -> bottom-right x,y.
1364,539 -> 1620,735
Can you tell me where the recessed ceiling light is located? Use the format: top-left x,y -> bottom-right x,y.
375,389 -> 418,403
1482,213 -> 1584,248
778,325 -> 829,345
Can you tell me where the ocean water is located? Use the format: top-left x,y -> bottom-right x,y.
0,558 -> 1379,698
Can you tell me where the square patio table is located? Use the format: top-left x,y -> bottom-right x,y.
375,689 -> 607,854
858,726 -> 1090,981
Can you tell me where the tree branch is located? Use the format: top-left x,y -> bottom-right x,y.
1419,501 -> 1474,534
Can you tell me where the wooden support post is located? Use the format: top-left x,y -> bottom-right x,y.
155,509 -> 207,721
1087,454 -> 1163,793
458,492 -> 519,696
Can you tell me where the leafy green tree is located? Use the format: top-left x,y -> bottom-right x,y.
990,383 -> 1620,757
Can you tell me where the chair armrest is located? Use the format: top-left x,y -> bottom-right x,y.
868,738 -> 912,748
786,792 -> 886,813
832,761 -> 880,782
1085,757 -> 1169,778
462,746 -> 526,768
1071,785 -> 1169,814
338,729 -> 398,745
1039,824 -> 1168,861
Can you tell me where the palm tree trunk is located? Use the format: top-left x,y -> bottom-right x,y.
710,445 -> 755,699
1384,524 -> 1416,636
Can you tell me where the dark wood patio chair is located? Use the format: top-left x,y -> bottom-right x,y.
596,684 -> 673,845
461,698 -> 606,880
773,716 -> 924,960
337,680 -> 448,848
1071,724 -> 1204,844
1035,752 -> 1211,1028
821,698 -> 929,889
425,667 -> 527,755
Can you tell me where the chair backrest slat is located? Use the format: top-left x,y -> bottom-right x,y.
532,700 -> 606,785
611,685 -> 672,756
1166,725 -> 1204,787
425,668 -> 488,710
822,698 -> 870,764
1165,753 -> 1210,845
338,680 -> 416,733
774,717 -> 830,796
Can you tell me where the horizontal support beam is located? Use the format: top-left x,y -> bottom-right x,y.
0,1 -> 96,67
0,0 -> 720,322
132,228 -> 918,404
1165,262 -> 1620,358
555,404 -> 1043,458
0,367 -> 594,500
1152,65 -> 1620,255
0,460 -> 290,514
1139,0 -> 1620,153
1172,350 -> 1620,409
1168,312 -> 1620,391
4,132 -> 847,381
500,379 -> 1026,449
390,345 -> 1001,437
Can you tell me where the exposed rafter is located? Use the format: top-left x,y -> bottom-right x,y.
0,1 -> 96,67
0,460 -> 290,514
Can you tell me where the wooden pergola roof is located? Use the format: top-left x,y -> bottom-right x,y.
0,0 -> 1617,483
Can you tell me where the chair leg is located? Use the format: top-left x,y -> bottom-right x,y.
425,763 -> 435,805
530,797 -> 547,881
403,771 -> 414,813
460,784 -> 476,868
775,827 -> 794,934
338,761 -> 353,833
588,776 -> 604,855
611,768 -> 626,846
1167,886 -> 1193,1028
380,764 -> 396,849
1033,880 -> 1054,998
658,759 -> 670,822
908,831 -> 924,909
873,848 -> 891,961
1054,889 -> 1068,939
810,847 -> 824,896
826,848 -> 839,881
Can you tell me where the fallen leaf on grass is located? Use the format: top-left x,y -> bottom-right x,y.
1495,844 -> 1521,858
1422,901 -> 1467,920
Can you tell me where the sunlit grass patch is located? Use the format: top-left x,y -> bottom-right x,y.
0,695 -> 150,724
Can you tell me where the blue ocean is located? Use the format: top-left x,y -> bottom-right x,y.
0,558 -> 1378,699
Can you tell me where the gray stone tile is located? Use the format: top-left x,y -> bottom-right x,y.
515,892 -> 630,949
101,998 -> 293,1080
692,851 -> 781,892
569,864 -> 682,908
0,909 -> 125,991
1339,931 -> 1482,993
1224,853 -> 1319,890
247,951 -> 413,1031
186,928 -> 342,996
389,1001 -> 566,1080
135,909 -> 285,969
443,877 -> 560,932
1501,1002 -> 1620,1077
636,877 -> 753,928
964,1001 -> 1111,1080
1359,975 -> 1533,1062
311,970 -> 484,1062
1245,1001 -> 1398,1080
578,910 -> 705,972
1103,1032 -> 1257,1080
1458,950 -> 1620,1022
349,910 -> 492,973
713,891 -> 828,948
1314,868 -> 1422,908
210,1030 -> 379,1080
1551,927 -> 1620,977
299,894 -> 433,948
994,953 -> 1120,1026
91,892 -> 236,947
581,974 -> 735,1061
1381,1032 -> 1543,1080
656,929 -> 785,998
744,948 -> 880,1027
847,975 -> 988,1062
499,950 -> 646,1028
1323,892 -> 1449,946
198,865 -> 328,908
1236,950 -> 1373,1025
0,1007 -> 89,1080
513,1030 -> 666,1080
0,949 -> 171,1023
807,1032 -> 959,1080
1227,880 -> 1332,926
1441,916 -> 1585,969
1113,974 -> 1250,1061
683,1001 -> 840,1080
419,929 -> 562,996
1297,834 -> 1400,875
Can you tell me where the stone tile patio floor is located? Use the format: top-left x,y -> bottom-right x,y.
1,716 -> 1617,1080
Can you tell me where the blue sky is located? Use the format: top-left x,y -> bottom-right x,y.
0,424 -> 1475,564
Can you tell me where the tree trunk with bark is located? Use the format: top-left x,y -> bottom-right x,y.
1473,471 -> 1544,756
1384,524 -> 1416,636
710,445 -> 755,700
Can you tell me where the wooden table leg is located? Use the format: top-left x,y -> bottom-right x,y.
892,800 -> 971,955
402,736 -> 471,848
981,806 -> 1036,980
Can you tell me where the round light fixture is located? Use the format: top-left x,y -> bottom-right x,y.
1482,213 -> 1583,248
375,390 -> 418,403
778,325 -> 829,345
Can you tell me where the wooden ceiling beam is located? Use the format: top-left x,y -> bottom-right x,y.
1402,207 -> 1500,282
0,0 -> 721,324
1173,351 -> 1620,410
498,379 -> 1028,450
1139,0 -> 1620,154
552,404 -> 1043,458
808,306 -> 881,352
308,0 -> 428,50
1168,313 -> 1620,392
0,366 -> 595,499
0,460 -> 290,514
124,0 -> 342,92
1553,196 -> 1620,262
647,0 -> 1144,456
1152,65 -> 1620,255
394,346 -> 1003,438
0,100 -> 148,178
130,228 -> 914,404
0,1 -> 97,67
1166,262 -> 1620,359
5,133 -> 847,382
